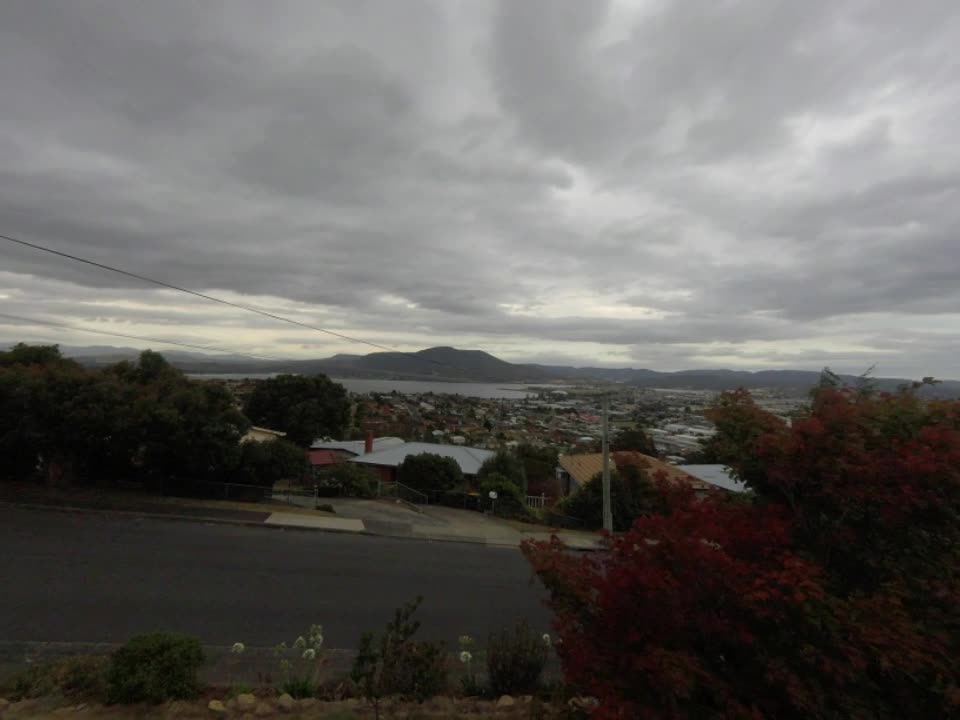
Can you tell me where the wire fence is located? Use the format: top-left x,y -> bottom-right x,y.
153,476 -> 586,527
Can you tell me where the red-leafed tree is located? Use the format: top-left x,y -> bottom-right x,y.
523,386 -> 960,719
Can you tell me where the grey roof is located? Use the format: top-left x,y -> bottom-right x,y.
310,437 -> 405,455
678,464 -> 749,493
349,442 -> 495,475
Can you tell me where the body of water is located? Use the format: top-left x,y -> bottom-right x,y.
332,378 -> 535,399
190,373 -> 535,399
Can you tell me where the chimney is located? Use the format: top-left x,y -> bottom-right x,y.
364,430 -> 374,455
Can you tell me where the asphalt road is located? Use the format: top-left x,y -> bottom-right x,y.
0,507 -> 550,648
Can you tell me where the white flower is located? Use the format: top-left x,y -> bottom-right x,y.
302,648 -> 316,661
542,633 -> 552,647
459,651 -> 472,664
293,636 -> 306,649
309,625 -> 324,649
458,634 -> 474,647
231,642 -> 245,655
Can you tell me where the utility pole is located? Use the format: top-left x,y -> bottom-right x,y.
601,394 -> 613,532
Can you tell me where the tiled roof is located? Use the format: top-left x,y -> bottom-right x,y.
558,451 -> 711,491
557,453 -> 605,486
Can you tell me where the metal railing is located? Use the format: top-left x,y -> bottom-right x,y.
526,494 -> 548,509
376,480 -> 429,505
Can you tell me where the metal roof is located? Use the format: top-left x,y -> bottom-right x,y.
348,442 -> 495,475
678,464 -> 749,493
310,437 -> 405,455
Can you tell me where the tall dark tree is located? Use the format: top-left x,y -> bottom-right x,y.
0,347 -> 249,488
235,439 -> 306,487
611,426 -> 660,457
477,449 -> 527,493
0,342 -> 74,368
243,374 -> 350,447
516,444 -> 559,496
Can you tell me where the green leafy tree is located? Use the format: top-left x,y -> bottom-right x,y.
244,374 -> 350,447
0,347 -> 249,491
611,426 -> 660,457
516,444 -> 559,496
479,472 -> 526,512
397,453 -> 463,494
561,464 -> 660,531
0,343 -> 75,368
477,449 -> 526,493
236,439 -> 306,487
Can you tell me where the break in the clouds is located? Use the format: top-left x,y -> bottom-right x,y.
1,0 -> 959,378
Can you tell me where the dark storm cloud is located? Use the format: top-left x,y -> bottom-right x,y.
1,0 -> 959,376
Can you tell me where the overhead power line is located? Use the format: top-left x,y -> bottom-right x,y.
0,311 -> 284,362
0,232 -> 459,372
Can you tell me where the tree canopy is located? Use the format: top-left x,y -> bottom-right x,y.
397,453 -> 463,494
0,345 -> 295,493
477,449 -> 526,493
561,464 -> 661,531
525,386 -> 960,719
516,443 -> 559,497
243,373 -> 350,447
610,425 -> 660,457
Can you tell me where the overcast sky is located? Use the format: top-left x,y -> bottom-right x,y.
2,1 -> 959,377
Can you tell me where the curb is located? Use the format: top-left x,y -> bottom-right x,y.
0,500 -> 602,551
0,500 -> 373,538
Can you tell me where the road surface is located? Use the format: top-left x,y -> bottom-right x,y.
0,507 -> 550,648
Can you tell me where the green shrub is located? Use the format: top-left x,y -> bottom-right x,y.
486,619 -> 548,696
352,597 -> 448,717
226,682 -> 254,698
106,632 -> 204,704
1,656 -> 108,701
281,675 -> 315,699
314,463 -> 377,498
397,454 -> 463,494
479,473 -> 525,508
477,450 -> 527,493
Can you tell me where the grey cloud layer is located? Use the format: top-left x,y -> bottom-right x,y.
1,0 -> 959,376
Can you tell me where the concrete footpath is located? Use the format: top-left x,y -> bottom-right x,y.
0,485 -> 602,550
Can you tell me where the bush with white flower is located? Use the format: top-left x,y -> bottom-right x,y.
458,634 -> 483,696
272,624 -> 327,699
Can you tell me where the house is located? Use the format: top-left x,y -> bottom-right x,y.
556,453 -> 604,495
556,451 -> 712,496
348,442 -> 495,484
306,449 -> 343,480
242,426 -> 287,443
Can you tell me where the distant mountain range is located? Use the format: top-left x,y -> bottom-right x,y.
22,343 -> 958,398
